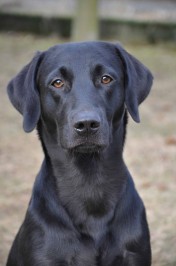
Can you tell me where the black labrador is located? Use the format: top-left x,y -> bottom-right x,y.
6,41 -> 153,266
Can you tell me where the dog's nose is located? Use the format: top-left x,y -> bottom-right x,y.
74,120 -> 100,135
74,113 -> 100,135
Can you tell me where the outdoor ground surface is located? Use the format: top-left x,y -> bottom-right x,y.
0,33 -> 176,265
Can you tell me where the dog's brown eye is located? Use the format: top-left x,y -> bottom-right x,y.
51,79 -> 64,89
101,75 -> 113,84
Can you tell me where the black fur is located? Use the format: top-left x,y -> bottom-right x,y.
6,41 -> 153,266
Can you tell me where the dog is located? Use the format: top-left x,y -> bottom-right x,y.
6,41 -> 153,266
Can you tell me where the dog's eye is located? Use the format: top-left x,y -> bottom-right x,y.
51,79 -> 64,89
101,75 -> 113,84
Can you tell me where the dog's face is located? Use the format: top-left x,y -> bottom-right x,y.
7,42 -> 153,153
37,43 -> 125,152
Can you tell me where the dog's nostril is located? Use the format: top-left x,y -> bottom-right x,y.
76,122 -> 85,131
90,121 -> 100,129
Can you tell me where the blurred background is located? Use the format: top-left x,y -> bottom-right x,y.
0,0 -> 176,265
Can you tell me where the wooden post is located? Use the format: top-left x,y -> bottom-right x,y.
72,0 -> 99,41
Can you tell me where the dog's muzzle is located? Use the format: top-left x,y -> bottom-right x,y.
68,111 -> 108,153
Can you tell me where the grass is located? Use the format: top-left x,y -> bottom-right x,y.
0,33 -> 176,265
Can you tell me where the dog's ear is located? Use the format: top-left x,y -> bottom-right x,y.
115,44 -> 153,122
7,52 -> 43,132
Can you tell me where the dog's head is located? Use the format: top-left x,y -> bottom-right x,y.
7,42 -> 153,153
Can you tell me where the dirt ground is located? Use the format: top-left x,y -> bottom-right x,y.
0,33 -> 176,265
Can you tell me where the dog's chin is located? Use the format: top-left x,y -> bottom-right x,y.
70,144 -> 106,154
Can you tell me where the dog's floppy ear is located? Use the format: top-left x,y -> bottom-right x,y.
7,52 -> 43,132
116,44 -> 153,122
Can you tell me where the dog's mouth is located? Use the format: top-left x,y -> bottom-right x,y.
71,143 -> 105,154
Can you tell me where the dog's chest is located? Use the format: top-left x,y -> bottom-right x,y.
78,211 -> 111,245
58,177 -> 116,245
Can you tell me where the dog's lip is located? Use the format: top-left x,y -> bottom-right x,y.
70,143 -> 105,153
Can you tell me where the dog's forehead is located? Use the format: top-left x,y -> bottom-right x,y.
42,42 -> 119,71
